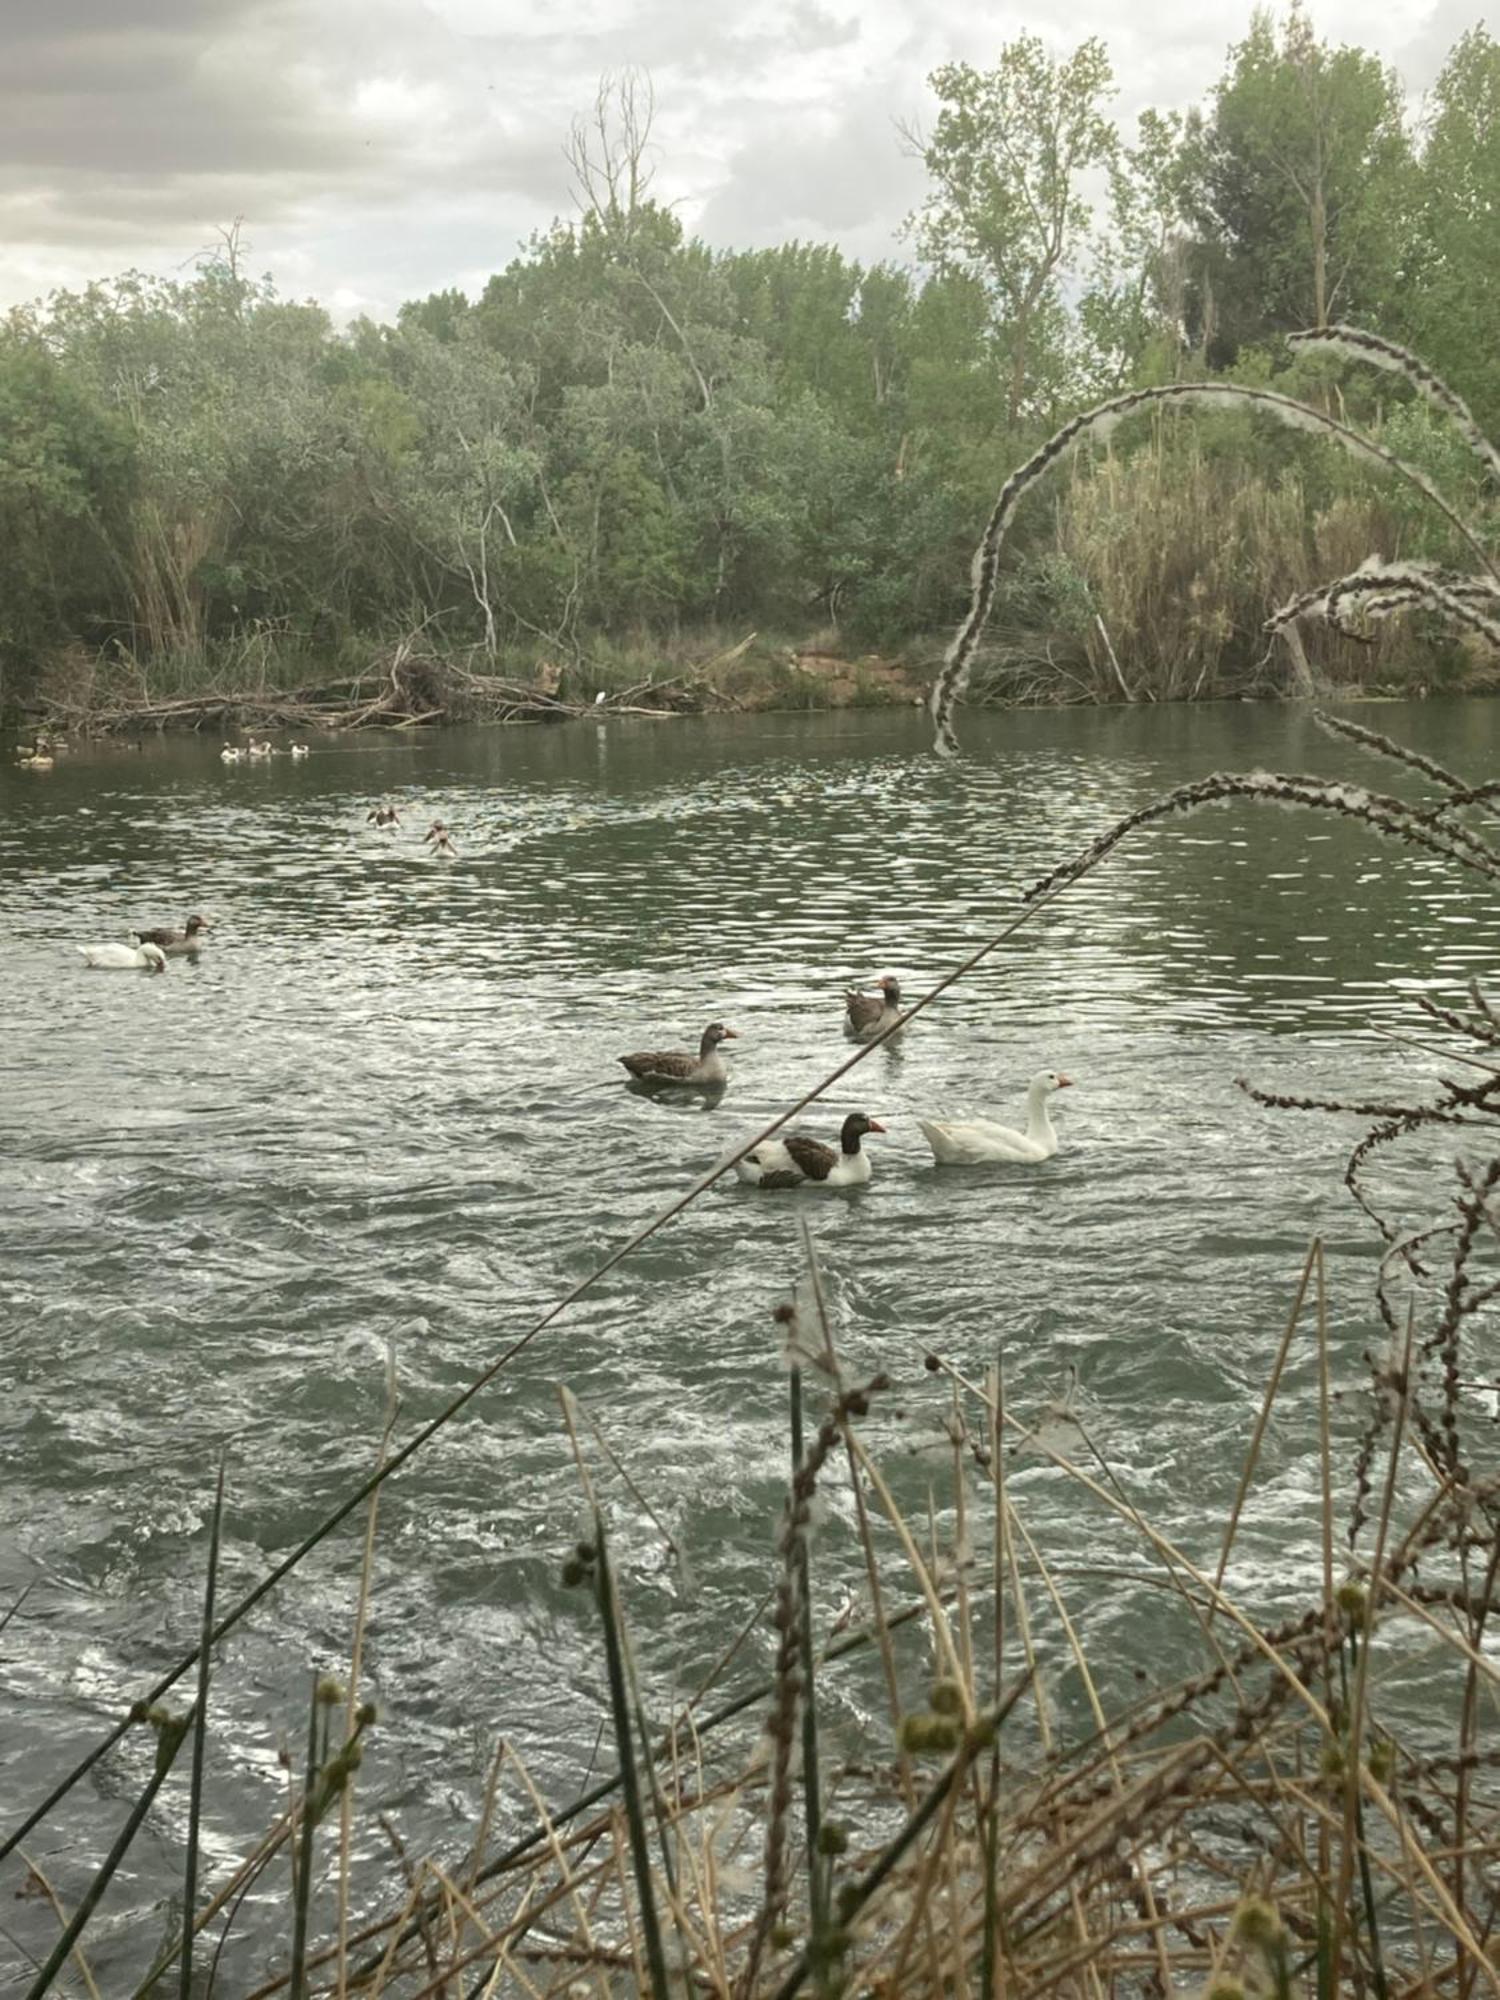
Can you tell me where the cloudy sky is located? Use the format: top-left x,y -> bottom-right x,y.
0,0 -> 1482,321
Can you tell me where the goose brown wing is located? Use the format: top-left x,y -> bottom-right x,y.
133,926 -> 178,948
619,1048 -> 694,1080
845,989 -> 881,1031
782,1135 -> 836,1180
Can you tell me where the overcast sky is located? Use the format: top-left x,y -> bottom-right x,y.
0,0 -> 1483,322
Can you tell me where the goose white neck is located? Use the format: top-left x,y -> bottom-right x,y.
1025,1081 -> 1058,1140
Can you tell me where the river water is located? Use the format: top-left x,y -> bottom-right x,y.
1,699 -> 1497,1989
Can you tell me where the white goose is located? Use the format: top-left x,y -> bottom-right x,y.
918,1070 -> 1073,1165
77,942 -> 168,974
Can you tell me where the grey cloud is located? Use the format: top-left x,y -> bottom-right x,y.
694,79 -> 925,248
0,0 -> 1476,318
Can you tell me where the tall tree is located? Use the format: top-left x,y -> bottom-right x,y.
907,35 -> 1118,427
1403,27 -> 1500,432
1187,4 -> 1412,351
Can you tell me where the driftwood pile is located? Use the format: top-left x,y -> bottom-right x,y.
33,632 -> 758,737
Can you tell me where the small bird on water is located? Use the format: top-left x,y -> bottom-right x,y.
77,941 -> 168,973
736,1112 -> 885,1188
619,1022 -> 737,1088
131,914 -> 213,956
845,974 -> 904,1040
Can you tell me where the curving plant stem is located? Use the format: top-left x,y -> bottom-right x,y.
180,1457 -> 226,2000
928,370 -> 1500,754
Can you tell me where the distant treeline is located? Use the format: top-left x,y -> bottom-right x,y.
5,8 -> 1500,719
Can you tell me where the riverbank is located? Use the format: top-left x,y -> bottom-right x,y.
9,612 -> 1489,742
12,628 -> 930,738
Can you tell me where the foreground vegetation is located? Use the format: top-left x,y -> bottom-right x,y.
8,9 -> 1500,728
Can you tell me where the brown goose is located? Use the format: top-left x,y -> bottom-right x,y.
367,803 -> 402,827
619,1022 -> 737,1087
424,819 -> 458,856
845,974 -> 904,1040
736,1112 -> 885,1188
132,913 -> 212,954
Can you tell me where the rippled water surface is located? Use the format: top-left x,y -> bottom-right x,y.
2,699 -> 1497,1988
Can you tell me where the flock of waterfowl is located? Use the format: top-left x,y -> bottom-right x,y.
619,986 -> 1073,1182
220,741 -> 309,763
43,737 -> 1071,1178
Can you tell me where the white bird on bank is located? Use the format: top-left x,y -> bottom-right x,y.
918,1070 -> 1073,1165
77,941 -> 168,973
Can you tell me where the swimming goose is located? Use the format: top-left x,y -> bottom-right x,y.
247,740 -> 274,759
736,1112 -> 885,1188
619,1022 -> 736,1086
845,975 -> 904,1040
78,941 -> 168,973
918,1070 -> 1073,1165
131,914 -> 211,954
424,820 -> 458,856
17,750 -> 55,770
367,803 -> 402,828
220,746 -> 244,764
289,742 -> 310,759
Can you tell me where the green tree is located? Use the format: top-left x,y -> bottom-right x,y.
908,35 -> 1118,426
1403,27 -> 1500,432
1186,4 -> 1413,350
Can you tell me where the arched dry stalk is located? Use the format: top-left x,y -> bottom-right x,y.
929,324 -> 1500,756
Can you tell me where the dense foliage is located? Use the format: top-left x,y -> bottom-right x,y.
5,5 -> 1500,715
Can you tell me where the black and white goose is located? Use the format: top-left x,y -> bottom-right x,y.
132,913 -> 212,955
619,1022 -> 737,1087
736,1112 -> 885,1189
845,975 -> 903,1040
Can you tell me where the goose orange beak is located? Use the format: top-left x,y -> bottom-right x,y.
721,1027 -> 739,1038
868,1118 -> 887,1133
1057,1074 -> 1074,1088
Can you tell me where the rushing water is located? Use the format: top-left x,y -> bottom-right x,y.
1,698 -> 1497,1988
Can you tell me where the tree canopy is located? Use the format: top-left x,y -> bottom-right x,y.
3,13 -> 1498,713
